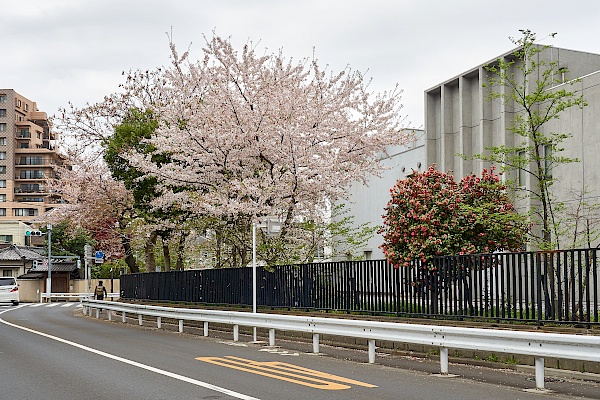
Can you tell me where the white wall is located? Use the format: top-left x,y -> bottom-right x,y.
336,131 -> 425,260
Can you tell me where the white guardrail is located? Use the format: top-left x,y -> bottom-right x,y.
41,292 -> 120,302
81,300 -> 600,391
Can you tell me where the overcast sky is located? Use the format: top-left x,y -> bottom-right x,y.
3,0 -> 600,130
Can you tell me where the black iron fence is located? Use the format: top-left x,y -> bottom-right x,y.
120,248 -> 600,325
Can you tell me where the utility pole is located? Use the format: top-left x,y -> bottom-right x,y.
84,244 -> 93,298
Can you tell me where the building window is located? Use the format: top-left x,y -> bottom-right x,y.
17,100 -> 21,107
18,129 -> 30,138
0,109 -> 6,117
0,208 -> 6,216
0,180 -> 5,188
0,123 -> 5,132
0,194 -> 6,202
2,270 -> 12,277
0,166 -> 5,174
25,103 -> 29,111
17,183 -> 41,193
19,143 -> 29,149
0,138 -> 6,146
0,235 -> 12,244
20,170 -> 45,179
0,152 -> 6,160
0,95 -> 6,103
19,156 -> 44,165
14,208 -> 37,216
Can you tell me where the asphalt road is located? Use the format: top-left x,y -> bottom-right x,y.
0,302 -> 598,400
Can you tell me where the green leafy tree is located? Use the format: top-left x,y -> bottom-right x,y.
104,108 -> 192,271
476,30 -> 587,249
43,221 -> 93,259
380,166 -> 528,269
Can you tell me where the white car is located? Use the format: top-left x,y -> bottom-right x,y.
0,277 -> 19,305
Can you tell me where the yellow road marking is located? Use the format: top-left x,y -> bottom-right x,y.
196,356 -> 377,390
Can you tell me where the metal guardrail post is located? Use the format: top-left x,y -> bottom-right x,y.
368,340 -> 376,364
440,347 -> 449,375
312,333 -> 320,353
269,329 -> 275,346
535,357 -> 545,390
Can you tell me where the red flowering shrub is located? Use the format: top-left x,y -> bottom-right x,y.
380,166 -> 528,269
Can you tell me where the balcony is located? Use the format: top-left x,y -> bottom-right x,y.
15,174 -> 45,180
16,157 -> 49,166
14,187 -> 46,195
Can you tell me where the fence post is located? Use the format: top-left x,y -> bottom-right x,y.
122,311 -> 126,323
204,321 -> 209,337
233,325 -> 239,342
536,253 -> 543,327
179,319 -> 184,333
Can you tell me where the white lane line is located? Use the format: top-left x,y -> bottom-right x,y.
0,308 -> 259,400
30,303 -> 44,307
61,303 -> 75,308
46,303 -> 60,307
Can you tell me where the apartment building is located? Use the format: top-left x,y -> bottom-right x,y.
0,89 -> 65,232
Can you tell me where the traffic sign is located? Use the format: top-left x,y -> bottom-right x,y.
95,251 -> 104,264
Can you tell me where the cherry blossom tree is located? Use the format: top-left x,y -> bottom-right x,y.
43,154 -> 141,273
57,33 -> 409,267
380,166 -> 529,269
121,34 -> 410,264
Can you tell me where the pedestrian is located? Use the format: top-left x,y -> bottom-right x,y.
94,281 -> 108,300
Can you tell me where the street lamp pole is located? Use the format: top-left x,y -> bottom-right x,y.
251,217 -> 281,342
46,223 -> 52,302
252,222 -> 257,341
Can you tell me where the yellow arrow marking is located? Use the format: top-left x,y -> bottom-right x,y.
196,356 -> 377,390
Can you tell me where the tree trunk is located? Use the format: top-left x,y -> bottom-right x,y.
163,242 -> 171,272
175,235 -> 185,270
121,235 -> 138,273
145,230 -> 158,272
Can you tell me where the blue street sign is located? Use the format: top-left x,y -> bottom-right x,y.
95,251 -> 104,264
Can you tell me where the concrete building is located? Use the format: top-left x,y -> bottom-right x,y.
0,89 -> 66,240
425,45 -> 600,247
337,131 -> 425,260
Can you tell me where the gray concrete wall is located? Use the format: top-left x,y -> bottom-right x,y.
425,45 -> 600,248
